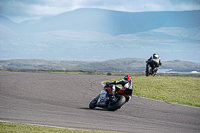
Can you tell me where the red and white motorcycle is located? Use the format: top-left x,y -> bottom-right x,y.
89,84 -> 127,111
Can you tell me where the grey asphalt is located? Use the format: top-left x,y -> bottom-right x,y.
0,72 -> 200,133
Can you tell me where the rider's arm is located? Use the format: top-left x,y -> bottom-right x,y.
159,59 -> 162,66
107,80 -> 124,85
148,56 -> 152,60
115,80 -> 127,85
106,81 -> 116,86
107,81 -> 116,85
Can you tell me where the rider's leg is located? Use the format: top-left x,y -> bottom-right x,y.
154,62 -> 159,75
108,85 -> 115,100
154,67 -> 158,75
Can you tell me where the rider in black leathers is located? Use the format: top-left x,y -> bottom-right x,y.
106,75 -> 133,102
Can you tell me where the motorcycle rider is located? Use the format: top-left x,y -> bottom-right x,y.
147,53 -> 162,75
106,75 -> 133,102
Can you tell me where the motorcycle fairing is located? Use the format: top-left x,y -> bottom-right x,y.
104,86 -> 111,93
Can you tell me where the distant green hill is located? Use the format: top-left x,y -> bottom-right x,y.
0,9 -> 200,62
0,58 -> 200,72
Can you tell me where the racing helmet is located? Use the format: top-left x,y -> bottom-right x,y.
124,75 -> 132,81
153,53 -> 159,59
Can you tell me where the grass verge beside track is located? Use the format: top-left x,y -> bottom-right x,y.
0,122 -> 119,133
106,76 -> 200,107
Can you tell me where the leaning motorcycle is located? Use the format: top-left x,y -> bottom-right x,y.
89,84 -> 126,111
146,60 -> 157,76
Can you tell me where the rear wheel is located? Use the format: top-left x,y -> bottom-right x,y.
148,67 -> 152,76
107,95 -> 126,111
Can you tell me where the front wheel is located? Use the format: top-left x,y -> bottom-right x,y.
146,65 -> 150,76
107,95 -> 126,111
89,95 -> 99,109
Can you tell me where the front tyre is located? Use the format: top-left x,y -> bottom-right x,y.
89,96 -> 99,109
107,95 -> 126,111
146,65 -> 149,76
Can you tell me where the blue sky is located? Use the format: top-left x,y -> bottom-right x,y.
0,0 -> 200,23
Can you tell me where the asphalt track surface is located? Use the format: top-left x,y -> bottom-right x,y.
0,72 -> 200,133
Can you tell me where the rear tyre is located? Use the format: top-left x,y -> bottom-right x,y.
148,67 -> 152,76
107,95 -> 126,111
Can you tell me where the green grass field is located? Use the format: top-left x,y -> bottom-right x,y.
0,122 -> 119,133
106,76 -> 200,107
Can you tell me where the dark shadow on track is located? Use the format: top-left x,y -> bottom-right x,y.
79,107 -> 109,111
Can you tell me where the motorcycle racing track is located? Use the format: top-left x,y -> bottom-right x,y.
0,72 -> 200,133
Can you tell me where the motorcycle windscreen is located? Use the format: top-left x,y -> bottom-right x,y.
97,90 -> 107,106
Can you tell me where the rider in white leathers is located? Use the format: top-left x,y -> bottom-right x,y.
148,53 -> 162,75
